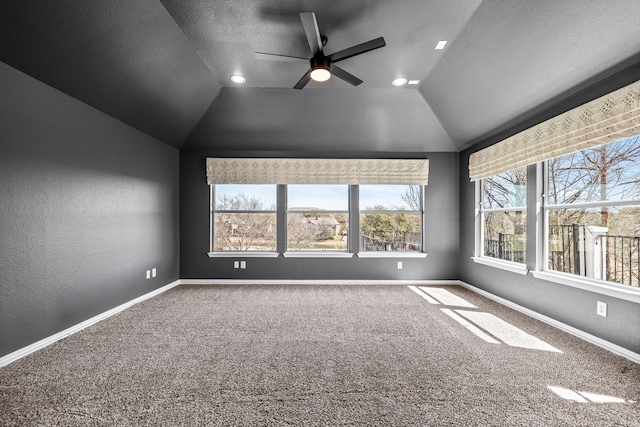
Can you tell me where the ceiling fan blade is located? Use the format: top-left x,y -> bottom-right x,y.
293,69 -> 312,90
331,65 -> 363,86
329,37 -> 386,63
255,52 -> 309,63
299,12 -> 323,55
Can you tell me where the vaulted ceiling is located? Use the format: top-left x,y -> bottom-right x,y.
1,1 -> 639,152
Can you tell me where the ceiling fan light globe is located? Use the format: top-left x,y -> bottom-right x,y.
310,67 -> 331,82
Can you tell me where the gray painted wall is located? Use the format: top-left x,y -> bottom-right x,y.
180,150 -> 459,280
0,62 -> 180,358
459,62 -> 640,354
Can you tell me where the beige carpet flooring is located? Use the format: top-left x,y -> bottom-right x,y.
1,284 -> 639,426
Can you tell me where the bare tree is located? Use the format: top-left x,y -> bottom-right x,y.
548,136 -> 640,236
483,167 -> 527,209
400,185 -> 421,211
548,136 -> 640,280
481,167 -> 528,260
286,214 -> 318,250
214,193 -> 276,251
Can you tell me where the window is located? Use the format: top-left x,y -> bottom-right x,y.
480,167 -> 527,263
212,184 -> 277,252
359,185 -> 423,252
287,185 -> 349,251
207,158 -> 429,257
545,136 -> 640,286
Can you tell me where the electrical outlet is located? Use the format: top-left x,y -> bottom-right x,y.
240,260 -> 246,269
152,268 -> 157,278
397,261 -> 403,269
597,301 -> 607,317
234,261 -> 239,269
146,270 -> 151,279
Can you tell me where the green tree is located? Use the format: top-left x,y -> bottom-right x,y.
360,205 -> 420,245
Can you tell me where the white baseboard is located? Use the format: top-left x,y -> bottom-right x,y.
0,280 -> 181,368
179,279 -> 462,286
458,281 -> 640,364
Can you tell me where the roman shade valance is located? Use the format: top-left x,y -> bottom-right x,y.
206,158 -> 429,185
469,79 -> 640,181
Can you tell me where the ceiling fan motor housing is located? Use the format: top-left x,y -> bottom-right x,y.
310,54 -> 331,72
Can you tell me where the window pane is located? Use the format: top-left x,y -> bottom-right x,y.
216,184 -> 276,211
287,213 -> 348,251
547,206 -> 640,286
359,213 -> 421,252
360,185 -> 421,211
483,211 -> 526,263
483,167 -> 527,209
214,212 -> 276,251
287,185 -> 349,251
547,136 -> 640,205
288,185 -> 348,211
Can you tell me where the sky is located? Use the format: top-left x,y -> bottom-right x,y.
215,184 -> 417,211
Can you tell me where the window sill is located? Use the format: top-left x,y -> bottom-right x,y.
282,252 -> 354,258
358,252 -> 428,258
531,270 -> 640,304
471,257 -> 528,275
208,252 -> 280,258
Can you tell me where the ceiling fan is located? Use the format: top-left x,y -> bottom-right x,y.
255,12 -> 386,89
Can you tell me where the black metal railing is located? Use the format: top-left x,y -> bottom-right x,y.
484,233 -> 526,263
548,224 -> 640,287
606,234 -> 640,287
548,224 -> 583,275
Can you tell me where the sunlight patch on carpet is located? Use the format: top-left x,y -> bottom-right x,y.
457,310 -> 562,353
440,308 -> 500,344
407,286 -> 440,304
418,287 -> 477,308
548,386 -> 630,404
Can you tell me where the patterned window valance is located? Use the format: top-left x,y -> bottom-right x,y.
206,158 -> 429,185
469,79 -> 640,181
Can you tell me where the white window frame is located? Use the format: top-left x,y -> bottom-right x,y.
284,184 -> 351,255
208,184 -> 279,257
357,184 -> 427,258
208,183 -> 428,259
472,170 -> 528,275
532,145 -> 640,303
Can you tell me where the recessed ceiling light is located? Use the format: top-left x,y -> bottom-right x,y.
230,75 -> 246,84
435,40 -> 447,50
408,80 -> 420,85
392,78 -> 408,87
